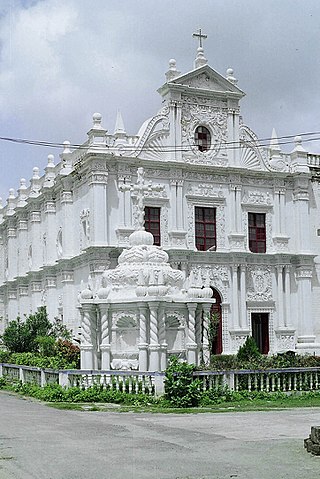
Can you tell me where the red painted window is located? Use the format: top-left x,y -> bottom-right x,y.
251,313 -> 269,354
248,212 -> 266,253
195,207 -> 216,251
144,206 -> 161,246
210,289 -> 223,355
195,126 -> 211,152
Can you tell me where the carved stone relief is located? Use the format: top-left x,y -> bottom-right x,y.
242,190 -> 272,206
246,266 -> 272,302
181,102 -> 228,165
56,228 -> 63,258
80,209 -> 90,249
191,265 -> 229,303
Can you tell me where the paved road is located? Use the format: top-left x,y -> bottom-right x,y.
0,391 -> 319,479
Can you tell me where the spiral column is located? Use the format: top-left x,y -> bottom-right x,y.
99,304 -> 110,370
148,302 -> 160,371
138,303 -> 148,371
186,302 -> 197,364
80,304 -> 95,369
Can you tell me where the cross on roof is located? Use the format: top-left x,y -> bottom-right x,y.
119,168 -> 164,230
192,28 -> 207,48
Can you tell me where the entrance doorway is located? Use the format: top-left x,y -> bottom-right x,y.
210,289 -> 222,355
251,313 -> 269,354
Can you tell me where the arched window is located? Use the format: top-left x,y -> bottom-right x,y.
195,126 -> 211,152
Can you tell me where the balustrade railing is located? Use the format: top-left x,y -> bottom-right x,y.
193,367 -> 320,393
308,154 -> 320,167
0,364 -> 163,396
1,364 -> 320,397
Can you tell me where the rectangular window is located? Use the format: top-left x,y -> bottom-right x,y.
248,212 -> 266,253
251,313 -> 269,354
144,206 -> 161,246
195,206 -> 216,251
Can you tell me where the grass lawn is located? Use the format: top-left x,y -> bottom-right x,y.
46,394 -> 320,413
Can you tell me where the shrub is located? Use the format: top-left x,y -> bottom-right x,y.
37,336 -> 57,357
55,340 -> 80,368
7,352 -> 77,369
237,336 -> 261,362
1,307 -> 74,357
209,354 -> 238,370
164,356 -> 201,407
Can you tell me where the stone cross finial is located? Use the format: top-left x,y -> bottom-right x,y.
119,167 -> 164,230
193,28 -> 207,48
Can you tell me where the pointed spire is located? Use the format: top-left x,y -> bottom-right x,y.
270,128 -> 281,152
114,110 -> 126,136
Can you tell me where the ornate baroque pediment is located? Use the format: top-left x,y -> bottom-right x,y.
168,65 -> 245,96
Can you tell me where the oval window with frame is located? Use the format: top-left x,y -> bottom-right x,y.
195,125 -> 211,152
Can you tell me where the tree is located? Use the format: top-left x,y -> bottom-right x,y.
1,317 -> 31,353
1,307 -> 72,354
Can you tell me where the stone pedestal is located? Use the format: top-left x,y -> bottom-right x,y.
186,343 -> 197,364
100,344 -> 111,370
160,343 -> 168,371
149,344 -> 160,371
81,345 -> 94,369
138,343 -> 148,371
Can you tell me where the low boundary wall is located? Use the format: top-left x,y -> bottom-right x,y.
1,363 -> 320,397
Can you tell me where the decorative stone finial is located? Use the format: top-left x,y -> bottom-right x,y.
226,68 -> 238,84
290,134 -> 308,172
63,140 -> 71,154
293,135 -> 305,152
44,154 -> 56,187
47,154 -> 55,166
165,59 -> 181,81
29,168 -> 41,197
87,113 -> 106,146
6,188 -> 16,216
194,46 -> 207,69
60,141 -> 73,175
17,178 -> 28,207
92,112 -> 102,130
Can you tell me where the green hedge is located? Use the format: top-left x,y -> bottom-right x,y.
0,351 -> 77,369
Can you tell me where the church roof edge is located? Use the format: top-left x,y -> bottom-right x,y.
157,64 -> 245,98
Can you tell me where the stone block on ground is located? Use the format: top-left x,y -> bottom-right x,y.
304,427 -> 320,455
310,426 -> 320,445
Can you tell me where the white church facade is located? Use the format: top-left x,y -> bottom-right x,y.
1,35 -> 320,370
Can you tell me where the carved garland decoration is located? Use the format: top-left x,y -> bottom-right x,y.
181,103 -> 228,165
246,266 -> 272,302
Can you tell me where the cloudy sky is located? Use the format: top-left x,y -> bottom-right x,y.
0,0 -> 320,198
